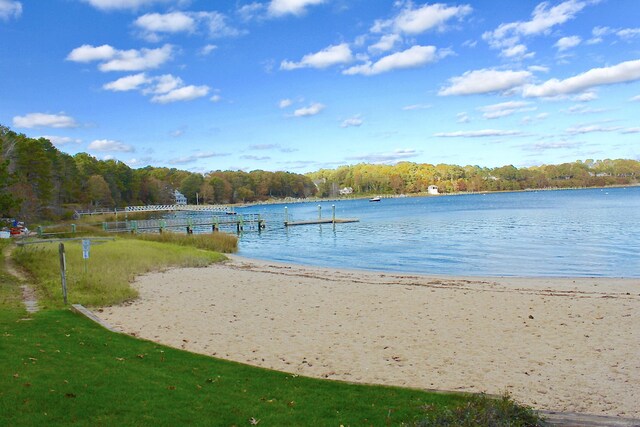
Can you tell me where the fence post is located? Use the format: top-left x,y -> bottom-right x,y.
58,243 -> 68,305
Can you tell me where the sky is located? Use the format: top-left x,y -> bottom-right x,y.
1,0 -> 639,173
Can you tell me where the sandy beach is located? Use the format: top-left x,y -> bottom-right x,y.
98,255 -> 640,417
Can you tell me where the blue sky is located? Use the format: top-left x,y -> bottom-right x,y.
1,0 -> 639,173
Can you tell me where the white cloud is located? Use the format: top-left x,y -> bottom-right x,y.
100,44 -> 174,72
103,73 -> 150,91
268,0 -> 325,17
340,116 -> 363,128
439,68 -> 532,96
456,112 -> 470,123
477,101 -> 535,119
368,34 -> 402,54
372,3 -> 472,35
572,91 -> 598,102
66,44 -> 117,62
293,103 -> 325,117
279,98 -> 293,108
527,140 -> 580,151
0,0 -> 22,21
39,135 -> 82,145
521,112 -> 549,124
434,129 -> 522,137
210,94 -> 221,103
523,59 -> 640,97
564,105 -> 606,114
199,44 -> 217,55
345,149 -> 418,163
631,95 -> 640,102
565,125 -> 621,135
343,45 -> 438,76
151,85 -> 210,104
238,2 -> 265,21
528,65 -> 550,73
134,11 -> 195,36
67,44 -> 174,72
81,0 -> 172,11
621,127 -> 640,134
554,35 -> 581,51
617,28 -> 640,39
88,139 -> 134,152
483,0 -> 590,51
13,113 -> 77,129
500,44 -> 533,59
281,43 -> 352,70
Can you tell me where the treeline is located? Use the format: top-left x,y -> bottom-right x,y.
2,125 -> 639,221
0,126 -> 315,220
308,159 -> 640,197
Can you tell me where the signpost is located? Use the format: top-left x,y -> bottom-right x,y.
82,239 -> 90,273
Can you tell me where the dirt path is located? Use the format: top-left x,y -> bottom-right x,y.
2,243 -> 39,313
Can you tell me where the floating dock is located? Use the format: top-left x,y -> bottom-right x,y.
285,218 -> 359,226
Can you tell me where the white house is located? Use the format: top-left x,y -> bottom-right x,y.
174,190 -> 187,205
427,185 -> 439,195
339,186 -> 353,195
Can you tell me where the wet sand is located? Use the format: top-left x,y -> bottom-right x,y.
98,255 -> 640,417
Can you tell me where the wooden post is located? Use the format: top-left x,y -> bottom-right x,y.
58,243 -> 68,305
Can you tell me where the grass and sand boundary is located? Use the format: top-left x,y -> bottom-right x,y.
1,237 -> 547,426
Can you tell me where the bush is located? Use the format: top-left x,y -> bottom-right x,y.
416,393 -> 546,427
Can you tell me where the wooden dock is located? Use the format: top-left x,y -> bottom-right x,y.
285,218 -> 359,226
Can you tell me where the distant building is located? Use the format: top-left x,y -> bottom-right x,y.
339,186 -> 353,195
427,185 -> 439,195
174,190 -> 187,205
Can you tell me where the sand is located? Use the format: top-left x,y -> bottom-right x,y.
97,255 -> 640,417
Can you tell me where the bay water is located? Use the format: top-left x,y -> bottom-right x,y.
234,187 -> 639,278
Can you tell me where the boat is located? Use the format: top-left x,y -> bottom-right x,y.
369,196 -> 381,202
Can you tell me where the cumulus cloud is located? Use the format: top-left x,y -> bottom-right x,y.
340,115 -> 363,128
13,113 -> 77,129
617,28 -> 640,40
0,0 -> 22,21
439,68 -> 532,96
151,85 -> 210,104
372,3 -> 472,35
572,91 -> 598,102
67,44 -> 174,72
88,139 -> 134,152
343,45 -> 439,76
456,112 -> 470,123
80,0 -> 172,11
434,129 -> 522,137
103,73 -> 150,91
477,101 -> 535,119
500,44 -> 533,59
345,149 -> 418,163
523,59 -> 640,97
199,44 -> 217,55
292,103 -> 325,117
554,35 -> 581,51
281,43 -> 353,70
103,73 -> 210,103
268,0 -> 325,17
368,34 -> 402,54
279,98 -> 293,108
483,0 -> 590,55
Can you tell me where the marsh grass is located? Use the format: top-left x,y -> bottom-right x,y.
126,231 -> 238,253
12,239 -> 226,308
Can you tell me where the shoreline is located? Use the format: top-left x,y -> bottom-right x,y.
98,255 -> 640,417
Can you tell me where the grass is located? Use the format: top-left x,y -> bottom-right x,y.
2,237 -> 545,426
12,238 -> 226,309
124,231 -> 238,254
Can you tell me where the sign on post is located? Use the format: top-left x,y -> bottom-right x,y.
82,239 -> 90,259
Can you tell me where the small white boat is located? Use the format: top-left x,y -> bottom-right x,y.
369,196 -> 381,202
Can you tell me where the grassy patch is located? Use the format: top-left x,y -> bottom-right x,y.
0,310 -> 466,426
12,239 -> 226,309
125,231 -> 238,254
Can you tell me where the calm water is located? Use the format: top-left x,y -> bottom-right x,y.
234,187 -> 640,277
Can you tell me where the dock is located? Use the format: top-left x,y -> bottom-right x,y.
285,218 -> 359,226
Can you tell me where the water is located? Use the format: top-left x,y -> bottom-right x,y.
233,187 -> 640,277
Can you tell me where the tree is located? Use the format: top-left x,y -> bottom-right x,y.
87,175 -> 114,207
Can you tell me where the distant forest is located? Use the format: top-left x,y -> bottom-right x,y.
1,125 -> 639,221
